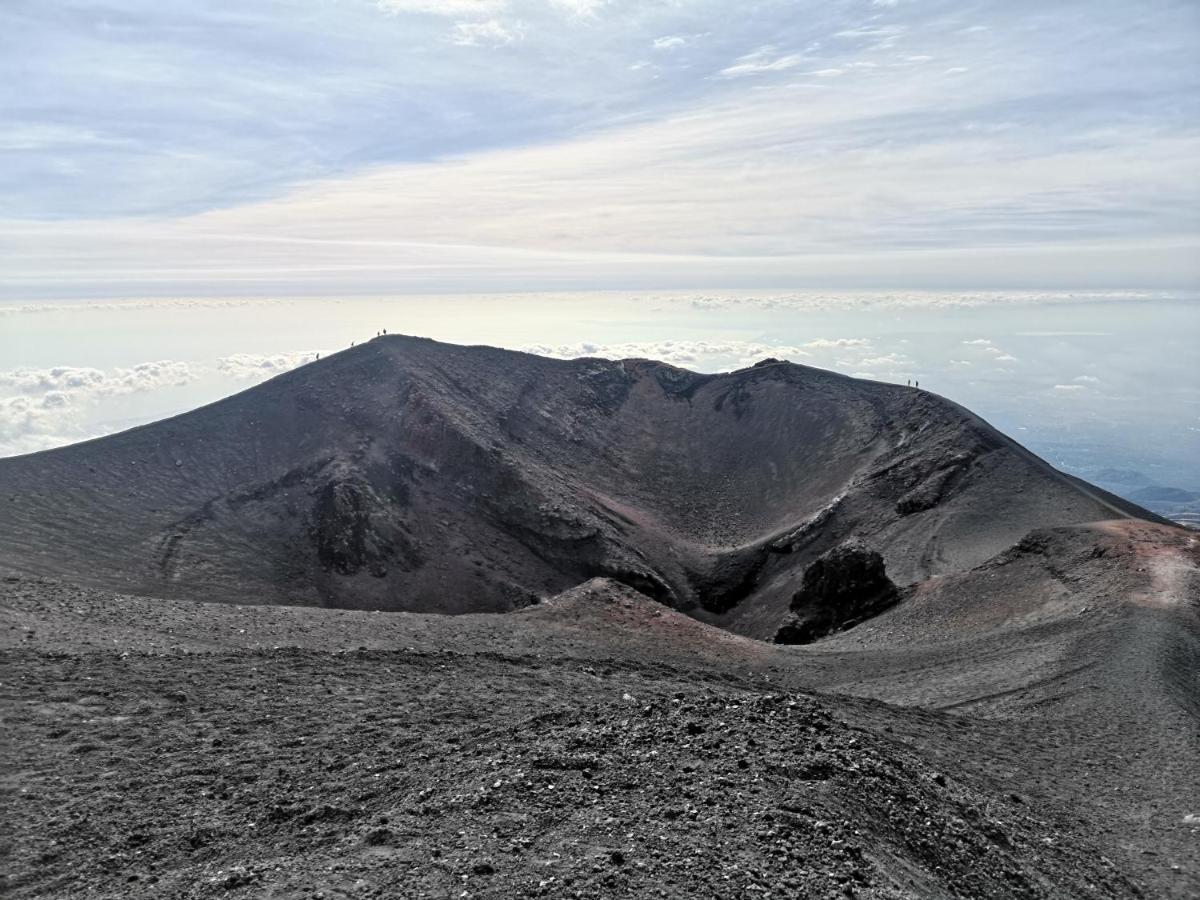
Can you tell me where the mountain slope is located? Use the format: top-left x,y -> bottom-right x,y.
3,560 -> 1195,897
0,335 -> 1157,637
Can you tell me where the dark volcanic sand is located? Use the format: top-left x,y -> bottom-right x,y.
0,336 -> 1159,639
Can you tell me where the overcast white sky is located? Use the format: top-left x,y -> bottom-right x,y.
0,3 -> 1196,480
2,0 -> 1198,296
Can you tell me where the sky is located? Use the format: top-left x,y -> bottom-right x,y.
0,2 -> 1197,485
2,0 -> 1199,296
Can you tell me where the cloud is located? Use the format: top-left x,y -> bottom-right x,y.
0,124 -> 131,153
520,340 -> 812,370
802,338 -> 872,350
0,395 -> 80,457
109,361 -> 195,393
833,25 -> 906,50
0,366 -> 106,394
958,338 -> 1018,363
0,299 -> 291,317
859,354 -> 908,367
980,346 -> 1018,362
1052,384 -> 1085,391
452,19 -> 523,46
1015,331 -> 1115,337
4,1 -> 1199,294
0,360 -> 196,457
672,292 -> 1194,313
653,36 -> 686,51
548,0 -> 607,16
114,101 -> 1195,287
0,362 -> 194,398
719,46 -> 806,78
0,352 -> 338,456
1074,374 -> 1101,383
376,0 -> 507,16
215,352 -> 325,382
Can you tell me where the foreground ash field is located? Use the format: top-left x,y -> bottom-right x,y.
2,336 -> 1197,899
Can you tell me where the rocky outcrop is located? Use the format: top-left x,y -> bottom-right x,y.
774,543 -> 900,644
311,471 -> 422,578
895,452 -> 973,515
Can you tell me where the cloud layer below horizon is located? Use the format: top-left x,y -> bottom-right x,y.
1,295 -> 1195,493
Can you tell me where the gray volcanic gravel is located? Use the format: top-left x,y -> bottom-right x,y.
1,649 -> 1137,899
4,575 -> 1197,899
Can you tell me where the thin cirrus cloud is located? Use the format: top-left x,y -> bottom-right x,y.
718,46 -> 807,78
653,36 -> 688,51
374,0 -> 508,15
0,0 -> 1197,298
451,19 -> 525,47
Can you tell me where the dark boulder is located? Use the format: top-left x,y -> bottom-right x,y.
310,472 -> 422,578
774,544 -> 899,644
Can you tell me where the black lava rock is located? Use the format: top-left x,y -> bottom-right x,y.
774,544 -> 899,644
